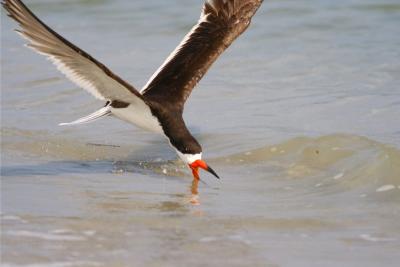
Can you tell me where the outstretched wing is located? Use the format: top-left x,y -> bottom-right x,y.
141,0 -> 263,109
2,0 -> 143,103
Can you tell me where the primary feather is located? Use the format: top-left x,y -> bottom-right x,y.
2,0 -> 143,105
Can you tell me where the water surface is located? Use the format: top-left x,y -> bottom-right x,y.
1,0 -> 400,266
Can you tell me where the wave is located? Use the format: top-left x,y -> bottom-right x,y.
214,134 -> 400,199
2,128 -> 400,197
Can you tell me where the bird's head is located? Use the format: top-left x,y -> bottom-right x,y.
189,159 -> 220,180
178,152 -> 220,180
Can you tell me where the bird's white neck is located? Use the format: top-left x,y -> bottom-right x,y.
176,151 -> 202,164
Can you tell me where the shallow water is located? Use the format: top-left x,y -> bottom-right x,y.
1,0 -> 400,266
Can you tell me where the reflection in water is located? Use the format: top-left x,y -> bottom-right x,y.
190,178 -> 200,206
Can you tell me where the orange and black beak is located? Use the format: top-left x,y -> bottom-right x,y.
189,159 -> 220,180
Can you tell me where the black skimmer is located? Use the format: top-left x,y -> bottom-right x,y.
3,0 -> 263,180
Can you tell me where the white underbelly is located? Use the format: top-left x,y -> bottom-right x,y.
111,104 -> 163,134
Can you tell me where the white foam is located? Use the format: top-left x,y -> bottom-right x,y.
360,234 -> 396,242
82,230 -> 96,236
333,173 -> 344,180
2,215 -> 27,223
50,229 -> 74,234
6,230 -> 86,241
376,184 -> 396,192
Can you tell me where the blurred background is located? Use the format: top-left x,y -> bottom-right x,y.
1,0 -> 400,266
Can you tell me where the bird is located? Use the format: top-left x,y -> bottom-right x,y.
2,0 -> 263,181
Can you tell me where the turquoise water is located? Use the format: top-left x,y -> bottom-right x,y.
1,1 -> 400,266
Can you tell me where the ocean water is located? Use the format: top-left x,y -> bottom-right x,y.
1,0 -> 400,266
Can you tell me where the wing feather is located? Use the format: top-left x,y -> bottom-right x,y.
141,0 -> 263,109
2,0 -> 143,103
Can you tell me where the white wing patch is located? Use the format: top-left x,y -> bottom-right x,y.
6,0 -> 142,103
16,28 -> 104,100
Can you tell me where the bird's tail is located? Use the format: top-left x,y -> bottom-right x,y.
59,104 -> 111,126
